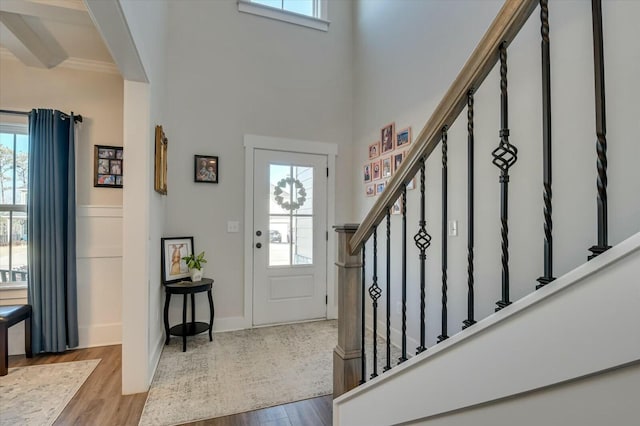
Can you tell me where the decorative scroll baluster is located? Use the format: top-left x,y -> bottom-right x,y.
463,90 -> 476,329
537,0 -> 556,289
492,42 -> 518,312
438,126 -> 449,343
414,158 -> 431,354
384,209 -> 391,372
588,0 -> 611,260
399,187 -> 408,364
360,244 -> 366,384
369,229 -> 381,379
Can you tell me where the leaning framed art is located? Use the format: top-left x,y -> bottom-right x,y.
161,236 -> 194,284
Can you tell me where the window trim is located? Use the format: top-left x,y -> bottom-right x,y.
237,0 -> 330,32
0,122 -> 28,290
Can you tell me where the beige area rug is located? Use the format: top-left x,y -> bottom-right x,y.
139,320 -> 338,426
0,359 -> 100,426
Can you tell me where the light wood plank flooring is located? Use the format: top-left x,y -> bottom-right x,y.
8,345 -> 332,425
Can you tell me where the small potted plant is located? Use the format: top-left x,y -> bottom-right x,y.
182,251 -> 207,282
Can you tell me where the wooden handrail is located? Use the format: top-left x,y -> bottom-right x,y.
349,0 -> 538,255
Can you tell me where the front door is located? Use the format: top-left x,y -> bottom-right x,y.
253,149 -> 327,326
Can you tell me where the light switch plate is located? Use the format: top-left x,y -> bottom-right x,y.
448,220 -> 458,237
227,221 -> 240,233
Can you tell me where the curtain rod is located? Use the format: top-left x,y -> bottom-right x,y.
0,109 -> 83,123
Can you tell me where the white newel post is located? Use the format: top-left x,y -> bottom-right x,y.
333,224 -> 362,398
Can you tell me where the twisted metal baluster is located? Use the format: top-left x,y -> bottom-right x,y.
537,0 -> 556,289
414,158 -> 431,354
384,209 -> 391,372
588,0 -> 611,260
369,228 -> 381,379
438,126 -> 449,343
463,90 -> 476,329
492,42 -> 518,312
360,244 -> 366,384
398,186 -> 408,364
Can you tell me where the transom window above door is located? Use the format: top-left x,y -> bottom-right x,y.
238,0 -> 330,32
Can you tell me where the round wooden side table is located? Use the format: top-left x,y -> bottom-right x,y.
163,278 -> 214,352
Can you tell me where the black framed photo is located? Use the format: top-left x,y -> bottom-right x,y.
194,155 -> 218,183
161,236 -> 194,284
94,145 -> 123,188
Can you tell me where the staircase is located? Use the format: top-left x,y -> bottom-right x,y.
332,1 -> 640,424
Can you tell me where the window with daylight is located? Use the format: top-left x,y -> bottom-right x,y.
238,0 -> 329,32
0,124 -> 29,286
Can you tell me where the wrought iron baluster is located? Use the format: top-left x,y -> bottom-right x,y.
360,244 -> 366,384
588,0 -> 611,260
369,228 -> 381,379
537,0 -> 556,289
399,187 -> 408,364
463,90 -> 476,329
384,210 -> 392,372
438,126 -> 449,343
492,42 -> 518,312
414,158 -> 431,354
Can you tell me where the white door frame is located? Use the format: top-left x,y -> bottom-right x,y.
243,135 -> 338,328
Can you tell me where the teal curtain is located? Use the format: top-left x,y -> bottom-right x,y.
27,109 -> 78,353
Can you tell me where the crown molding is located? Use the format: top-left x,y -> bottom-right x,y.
1,46 -> 119,75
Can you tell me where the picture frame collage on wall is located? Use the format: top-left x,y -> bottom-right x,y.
364,123 -> 414,213
94,145 -> 123,188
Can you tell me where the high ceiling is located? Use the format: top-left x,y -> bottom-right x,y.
0,0 -> 117,73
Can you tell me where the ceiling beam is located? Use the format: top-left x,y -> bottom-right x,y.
0,0 -> 93,26
0,11 -> 66,68
84,0 -> 147,82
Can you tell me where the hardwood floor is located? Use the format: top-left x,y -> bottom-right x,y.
8,345 -> 333,426
183,395 -> 332,426
9,345 -> 147,426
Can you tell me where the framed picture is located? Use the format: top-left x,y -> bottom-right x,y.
372,160 -> 381,181
406,177 -> 416,190
194,155 -> 219,183
161,236 -> 194,284
368,141 -> 381,159
391,198 -> 403,215
365,184 -> 375,197
381,122 -> 396,154
382,156 -> 393,178
393,152 -> 404,173
376,180 -> 386,195
396,127 -> 412,148
364,163 -> 372,183
94,145 -> 123,188
154,125 -> 167,195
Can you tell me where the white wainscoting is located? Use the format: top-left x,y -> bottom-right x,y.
1,205 -> 123,355
76,205 -> 123,348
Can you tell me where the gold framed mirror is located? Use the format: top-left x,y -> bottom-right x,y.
154,125 -> 168,195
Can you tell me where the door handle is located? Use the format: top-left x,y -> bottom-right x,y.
256,242 -> 262,249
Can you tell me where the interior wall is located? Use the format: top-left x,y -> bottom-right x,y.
118,0 -> 169,393
163,0 -> 354,328
0,58 -> 124,206
353,0 -> 640,349
0,57 -> 124,353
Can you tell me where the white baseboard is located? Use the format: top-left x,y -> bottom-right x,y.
78,322 -> 122,348
213,316 -> 250,332
148,330 -> 164,386
7,322 -> 122,355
